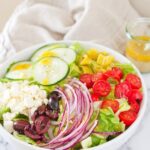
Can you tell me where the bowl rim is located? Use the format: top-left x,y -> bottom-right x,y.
0,40 -> 147,150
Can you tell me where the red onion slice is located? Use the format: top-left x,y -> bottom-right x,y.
43,79 -> 96,150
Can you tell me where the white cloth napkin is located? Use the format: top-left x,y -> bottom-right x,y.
0,0 -> 140,62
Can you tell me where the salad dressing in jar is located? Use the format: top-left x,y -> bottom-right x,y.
125,18 -> 150,73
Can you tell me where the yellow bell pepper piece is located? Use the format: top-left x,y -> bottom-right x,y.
97,54 -> 114,67
102,56 -> 114,66
97,54 -> 104,65
87,49 -> 99,60
81,66 -> 93,74
80,55 -> 92,65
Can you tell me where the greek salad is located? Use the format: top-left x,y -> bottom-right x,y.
0,43 -> 143,149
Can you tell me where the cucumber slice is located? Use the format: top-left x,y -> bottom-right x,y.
31,46 -> 76,64
5,61 -> 32,80
51,48 -> 76,64
31,43 -> 68,62
33,57 -> 69,85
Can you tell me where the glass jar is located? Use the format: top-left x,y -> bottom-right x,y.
125,18 -> 150,73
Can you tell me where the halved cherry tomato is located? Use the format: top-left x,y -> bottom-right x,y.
101,100 -> 119,113
80,74 -> 93,88
129,90 -> 143,104
91,93 -> 100,102
115,81 -> 132,98
119,110 -> 137,126
125,74 -> 142,89
112,67 -> 123,79
130,101 -> 140,113
103,67 -> 123,81
92,80 -> 111,97
92,72 -> 104,83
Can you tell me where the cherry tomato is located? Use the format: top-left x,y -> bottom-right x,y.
80,74 -> 93,88
92,72 -> 104,83
115,81 -> 132,98
112,67 -> 123,79
101,100 -> 119,113
91,93 -> 100,102
92,80 -> 111,97
125,74 -> 142,89
129,90 -> 143,104
130,102 -> 140,113
119,110 -> 137,126
103,70 -> 113,80
103,67 -> 123,81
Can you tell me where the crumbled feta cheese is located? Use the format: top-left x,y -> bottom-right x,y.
0,81 -> 49,121
3,112 -> 17,121
3,120 -> 14,133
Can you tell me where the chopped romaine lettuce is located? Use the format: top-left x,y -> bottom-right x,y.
91,134 -> 106,146
70,43 -> 85,63
115,63 -> 136,76
81,134 -> 106,149
116,99 -> 130,115
0,106 -> 10,123
69,63 -> 81,77
13,132 -> 36,145
105,88 -> 115,99
81,136 -> 92,148
12,113 -> 29,121
73,143 -> 82,150
95,108 -> 125,132
70,43 -> 85,54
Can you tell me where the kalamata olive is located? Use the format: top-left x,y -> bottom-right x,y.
49,91 -> 61,101
37,104 -> 47,115
31,110 -> 38,122
48,97 -> 59,111
31,105 -> 47,121
46,109 -> 59,120
35,116 -> 50,134
13,120 -> 30,134
24,125 -> 41,140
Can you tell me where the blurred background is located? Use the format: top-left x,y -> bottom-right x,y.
0,0 -> 20,31
0,0 -> 150,32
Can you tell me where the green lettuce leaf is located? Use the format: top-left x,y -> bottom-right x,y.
12,113 -> 29,121
117,98 -> 130,113
69,62 -> 81,77
91,134 -> 106,146
13,132 -> 36,145
95,108 -> 125,132
70,43 -> 85,63
114,63 -> 136,77
81,134 -> 106,149
0,106 -> 10,123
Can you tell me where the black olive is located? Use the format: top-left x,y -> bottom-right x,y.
49,91 -> 61,101
48,97 -> 59,111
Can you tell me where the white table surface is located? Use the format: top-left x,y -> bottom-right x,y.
0,74 -> 150,150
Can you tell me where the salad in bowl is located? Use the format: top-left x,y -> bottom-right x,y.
0,42 -> 147,150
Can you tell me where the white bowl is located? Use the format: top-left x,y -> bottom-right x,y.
0,41 -> 147,150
